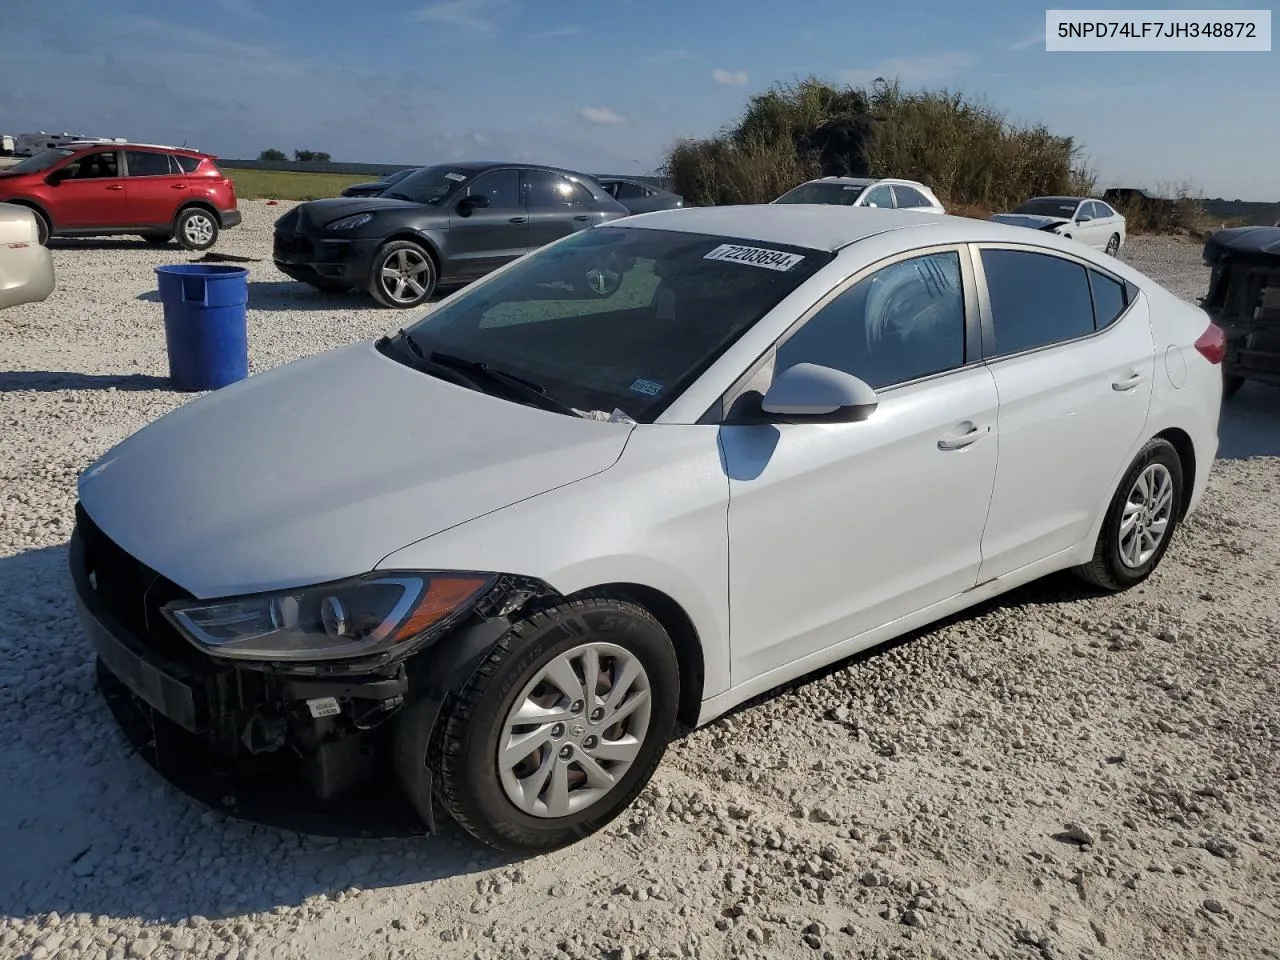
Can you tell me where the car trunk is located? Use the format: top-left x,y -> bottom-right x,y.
1201,227 -> 1280,389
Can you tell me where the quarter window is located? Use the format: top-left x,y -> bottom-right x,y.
892,185 -> 925,208
775,251 -> 966,389
461,169 -> 521,209
173,155 -> 201,174
1088,269 -> 1128,329
981,249 -> 1094,356
125,150 -> 173,177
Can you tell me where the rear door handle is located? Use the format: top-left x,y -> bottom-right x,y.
937,424 -> 991,450
171,183 -> 188,189
1112,372 -> 1146,391
106,185 -> 124,191
573,215 -> 590,221
508,216 -> 527,223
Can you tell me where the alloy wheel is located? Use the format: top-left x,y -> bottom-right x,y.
1118,463 -> 1174,568
498,641 -> 652,819
183,213 -> 215,247
379,249 -> 432,304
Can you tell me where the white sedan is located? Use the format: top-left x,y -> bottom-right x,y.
992,196 -> 1127,255
71,205 -> 1222,852
773,176 -> 946,213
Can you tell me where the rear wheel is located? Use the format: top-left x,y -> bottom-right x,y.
368,240 -> 437,308
1074,438 -> 1183,591
426,596 -> 679,852
1106,233 -> 1121,256
175,208 -> 219,251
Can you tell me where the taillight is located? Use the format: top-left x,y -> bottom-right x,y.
1193,321 -> 1226,364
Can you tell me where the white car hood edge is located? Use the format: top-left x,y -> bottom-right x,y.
77,340 -> 635,599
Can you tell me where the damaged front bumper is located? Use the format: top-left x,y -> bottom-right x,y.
68,503 -> 542,835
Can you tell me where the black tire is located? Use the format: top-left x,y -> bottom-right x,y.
1106,234 -> 1121,256
29,208 -> 51,246
1222,373 -> 1246,400
174,207 -> 219,251
1074,437 -> 1184,591
425,596 -> 679,852
368,240 -> 437,308
139,232 -> 171,246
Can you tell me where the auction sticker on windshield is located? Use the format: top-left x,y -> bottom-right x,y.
704,244 -> 805,272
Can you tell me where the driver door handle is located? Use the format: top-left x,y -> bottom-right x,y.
937,424 -> 991,450
106,184 -> 124,191
573,215 -> 590,221
1112,372 -> 1146,391
508,216 -> 527,223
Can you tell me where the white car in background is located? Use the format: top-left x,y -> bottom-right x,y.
72,205 -> 1222,853
0,201 -> 54,310
992,196 -> 1127,255
773,176 -> 946,213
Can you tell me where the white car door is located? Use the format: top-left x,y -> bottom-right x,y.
719,247 -> 1000,685
1080,201 -> 1110,250
973,243 -> 1155,581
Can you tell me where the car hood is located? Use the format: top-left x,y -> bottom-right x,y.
77,341 -> 634,599
1203,225 -> 1280,265
991,213 -> 1070,230
281,196 -> 441,228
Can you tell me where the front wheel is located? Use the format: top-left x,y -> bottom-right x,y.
1105,233 -> 1121,256
426,596 -> 679,852
1074,438 -> 1184,591
368,240 -> 437,308
175,208 -> 219,251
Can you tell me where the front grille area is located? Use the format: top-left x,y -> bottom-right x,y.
273,231 -> 312,260
74,503 -> 206,668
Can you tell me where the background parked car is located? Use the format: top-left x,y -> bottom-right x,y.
340,167 -> 420,198
991,196 -> 1126,255
273,160 -> 630,308
0,201 -> 54,309
595,177 -> 684,215
0,141 -> 241,250
772,176 -> 946,213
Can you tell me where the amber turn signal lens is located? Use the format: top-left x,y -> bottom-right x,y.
391,575 -> 491,641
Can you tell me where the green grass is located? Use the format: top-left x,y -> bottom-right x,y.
226,168 -> 371,201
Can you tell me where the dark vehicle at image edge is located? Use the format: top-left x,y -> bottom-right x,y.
274,160 -> 630,307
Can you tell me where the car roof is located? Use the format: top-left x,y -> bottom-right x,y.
63,140 -> 206,156
609,203 -> 1077,252
1027,195 -> 1091,203
810,176 -> 876,187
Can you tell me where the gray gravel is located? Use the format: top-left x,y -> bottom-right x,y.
2,205 -> 1279,960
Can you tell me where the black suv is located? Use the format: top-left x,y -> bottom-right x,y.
273,161 -> 630,308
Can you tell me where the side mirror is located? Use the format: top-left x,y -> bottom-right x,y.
45,170 -> 66,186
1075,213 -> 1093,222
759,363 -> 878,423
457,194 -> 489,216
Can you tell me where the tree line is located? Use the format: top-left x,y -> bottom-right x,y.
257,148 -> 332,162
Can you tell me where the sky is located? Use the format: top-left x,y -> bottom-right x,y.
3,0 -> 1277,200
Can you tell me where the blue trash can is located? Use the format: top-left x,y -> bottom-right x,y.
154,264 -> 250,391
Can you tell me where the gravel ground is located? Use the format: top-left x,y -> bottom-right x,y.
2,205 -> 1279,960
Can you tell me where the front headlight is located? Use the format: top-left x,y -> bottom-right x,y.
325,212 -> 374,231
162,572 -> 494,662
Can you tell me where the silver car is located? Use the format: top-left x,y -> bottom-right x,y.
0,202 -> 54,309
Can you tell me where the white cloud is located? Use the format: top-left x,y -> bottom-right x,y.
410,0 -> 517,32
576,105 -> 626,125
532,25 -> 583,38
1009,30 -> 1045,51
839,51 -> 976,88
647,49 -> 694,63
712,68 -> 749,86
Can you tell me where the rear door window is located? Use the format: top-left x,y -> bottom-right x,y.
125,151 -> 173,177
862,184 -> 895,208
981,249 -> 1095,356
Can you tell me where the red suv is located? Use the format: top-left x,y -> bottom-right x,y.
0,142 -> 241,250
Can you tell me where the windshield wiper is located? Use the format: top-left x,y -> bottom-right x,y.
425,351 -> 582,418
386,330 -> 484,391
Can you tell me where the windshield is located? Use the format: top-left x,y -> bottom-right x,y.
381,168 -> 415,185
1011,198 -> 1080,218
4,148 -> 75,175
383,164 -> 472,203
774,182 -> 868,206
394,226 -> 835,422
